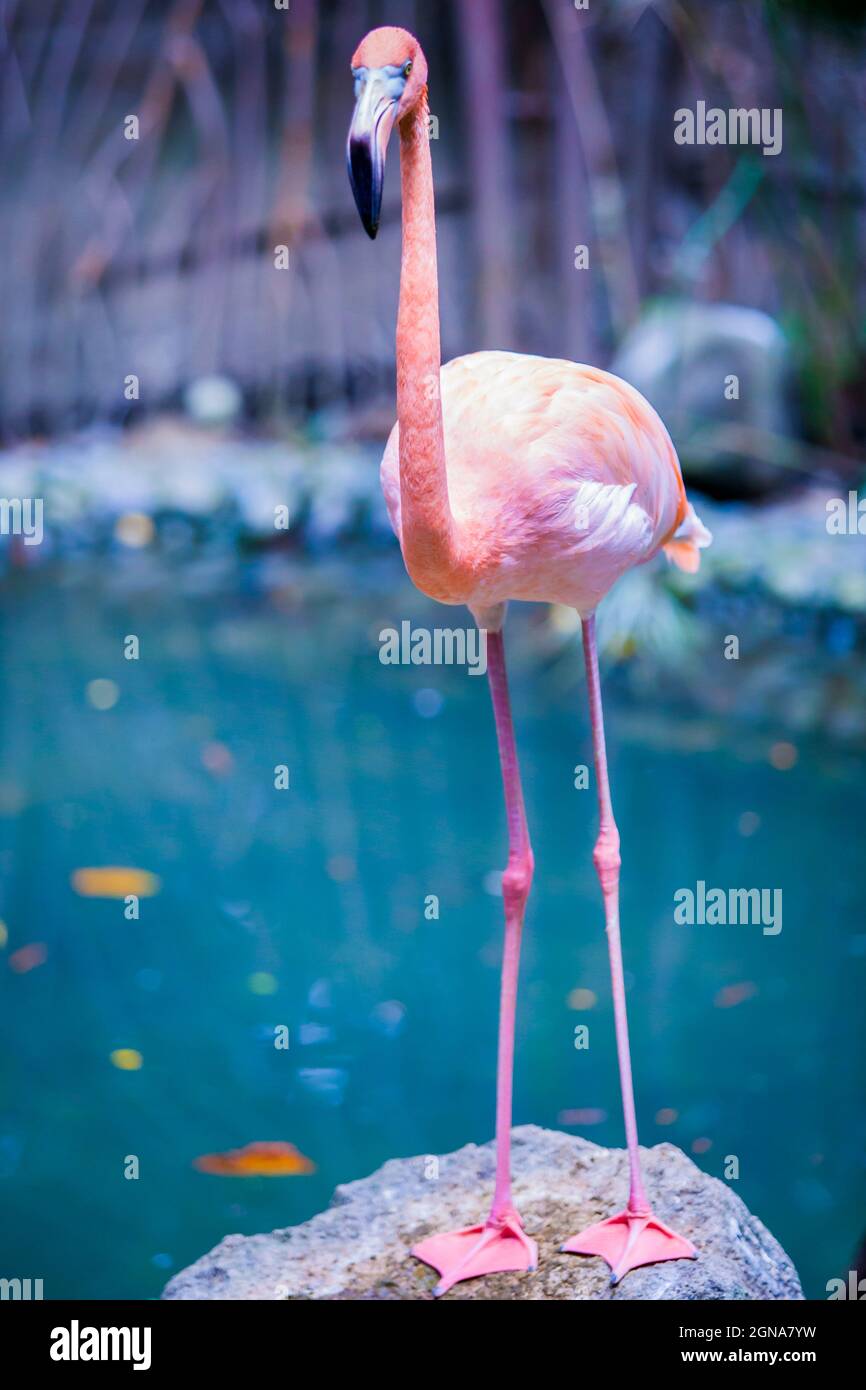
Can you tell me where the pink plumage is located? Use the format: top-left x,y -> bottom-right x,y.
380,349 -> 711,620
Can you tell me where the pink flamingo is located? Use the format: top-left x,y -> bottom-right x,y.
347,26 -> 710,1295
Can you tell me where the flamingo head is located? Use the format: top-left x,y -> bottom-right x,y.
347,27 -> 427,239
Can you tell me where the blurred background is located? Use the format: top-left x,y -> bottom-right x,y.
0,0 -> 865,1300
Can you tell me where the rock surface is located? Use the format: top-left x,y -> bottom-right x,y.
163,1125 -> 803,1301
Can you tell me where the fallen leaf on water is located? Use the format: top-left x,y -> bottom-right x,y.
557,1107 -> 607,1126
193,1141 -> 316,1177
201,741 -> 234,776
86,679 -> 119,711
714,981 -> 759,1009
8,943 -> 47,973
769,741 -> 798,771
247,972 -> 278,996
72,867 -> 161,899
111,1049 -> 143,1070
115,512 -> 154,548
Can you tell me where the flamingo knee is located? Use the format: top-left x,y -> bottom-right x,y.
592,825 -> 621,895
502,848 -> 535,919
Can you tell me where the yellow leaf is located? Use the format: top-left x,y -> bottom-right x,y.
110,1049 -> 143,1071
72,867 -> 161,899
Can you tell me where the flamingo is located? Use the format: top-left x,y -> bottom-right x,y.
347,25 -> 711,1295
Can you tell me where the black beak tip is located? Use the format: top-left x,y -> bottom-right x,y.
348,136 -> 383,242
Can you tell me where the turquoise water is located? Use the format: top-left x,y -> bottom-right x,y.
0,557 -> 863,1299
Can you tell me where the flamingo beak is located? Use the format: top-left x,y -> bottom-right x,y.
347,70 -> 398,239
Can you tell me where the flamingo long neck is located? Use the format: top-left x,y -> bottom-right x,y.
396,93 -> 464,597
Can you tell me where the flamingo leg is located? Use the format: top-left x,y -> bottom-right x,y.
560,613 -> 697,1284
412,627 -> 537,1296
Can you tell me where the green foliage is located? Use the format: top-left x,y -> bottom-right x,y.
765,0 -> 866,32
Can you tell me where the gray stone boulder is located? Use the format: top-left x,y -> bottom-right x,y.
611,300 -> 797,495
162,1125 -> 803,1301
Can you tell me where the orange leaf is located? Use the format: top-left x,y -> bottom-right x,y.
72,867 -> 161,899
193,1141 -> 316,1177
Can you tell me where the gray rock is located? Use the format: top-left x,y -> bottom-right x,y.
611,300 -> 796,494
163,1126 -> 803,1300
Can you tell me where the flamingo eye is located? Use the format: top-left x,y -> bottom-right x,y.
403,60 -> 413,77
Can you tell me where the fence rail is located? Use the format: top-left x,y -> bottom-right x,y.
1,0 -> 863,446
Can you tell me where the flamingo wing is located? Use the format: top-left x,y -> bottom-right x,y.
380,350 -> 711,611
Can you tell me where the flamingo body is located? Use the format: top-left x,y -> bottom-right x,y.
380,350 -> 710,619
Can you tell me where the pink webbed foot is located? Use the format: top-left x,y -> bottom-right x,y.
412,1210 -> 538,1297
561,1208 -> 697,1285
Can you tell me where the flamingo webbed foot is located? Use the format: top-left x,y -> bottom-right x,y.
412,1209 -> 537,1297
561,1208 -> 697,1285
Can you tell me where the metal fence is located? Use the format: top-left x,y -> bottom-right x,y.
1,0 -> 863,445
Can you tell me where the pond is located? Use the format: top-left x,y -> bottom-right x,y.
0,553 -> 863,1299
